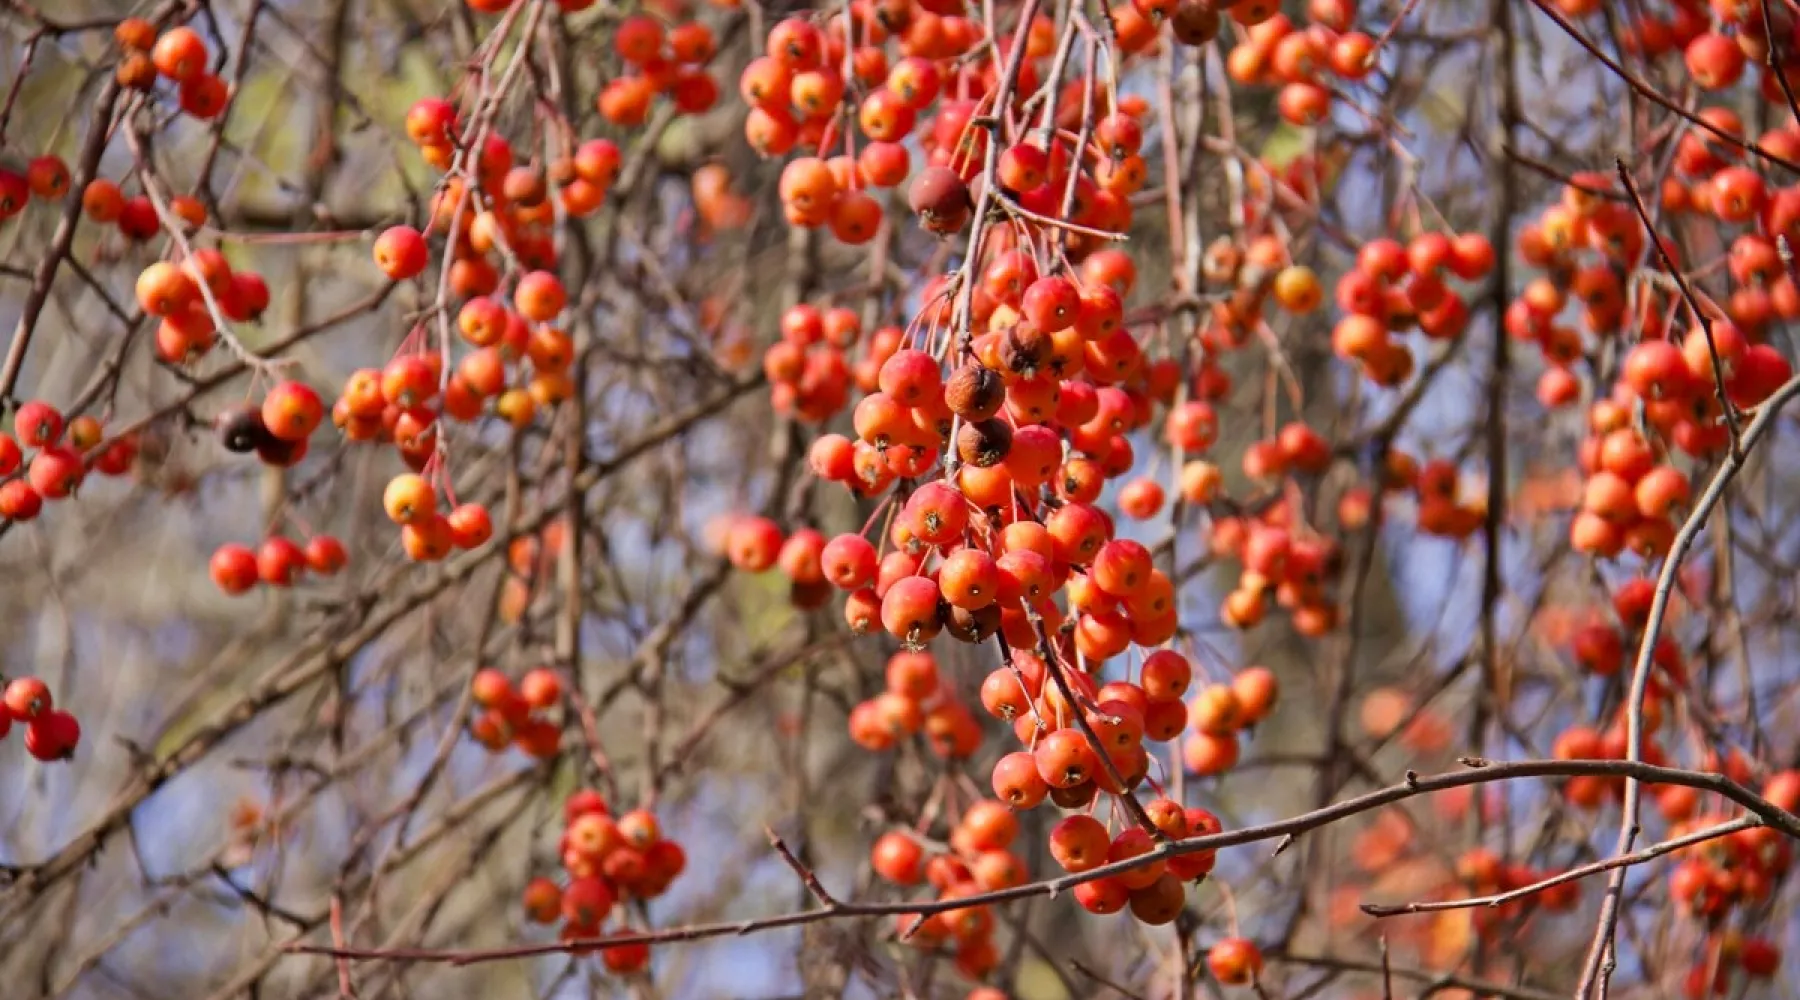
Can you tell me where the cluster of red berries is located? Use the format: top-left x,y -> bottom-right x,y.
1681,929 -> 1783,998
209,381 -> 324,470
741,12 -> 987,170
139,249 -> 275,366
1223,6 -> 1377,126
1568,359 -> 1782,560
1517,163 -> 1796,408
1495,157 -> 1794,564
402,105 -> 625,246
365,239 -> 579,428
868,799 -> 1039,978
744,4 -> 1175,252
1204,499 -> 1345,635
377,471 -> 493,563
112,21 -> 228,118
846,650 -> 983,757
354,224 -> 576,563
1628,0 -> 1800,101
497,519 -> 570,626
1548,577 -> 1691,811
208,534 -> 348,595
0,153 -> 68,223
1454,847 -> 1583,928
395,98 -> 589,277
761,303 -> 883,424
519,790 -> 686,975
1327,231 -> 1495,388
2,677 -> 81,762
82,176 -> 233,251
1181,665 -> 1278,775
902,108 -> 1153,254
468,667 -> 563,760
1672,768 -> 1798,910
1667,773 -> 1796,996
0,402 -> 137,522
596,15 -> 721,127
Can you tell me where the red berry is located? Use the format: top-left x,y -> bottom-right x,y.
27,446 -> 84,499
210,543 -> 260,594
24,709 -> 79,761
4,676 -> 52,719
304,535 -> 349,575
14,400 -> 63,448
257,536 -> 307,586
261,382 -> 324,442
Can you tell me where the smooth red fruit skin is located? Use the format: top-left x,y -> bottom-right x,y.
0,480 -> 43,520
1741,937 -> 1781,977
210,543 -> 260,595
4,676 -> 52,718
521,877 -> 562,924
304,536 -> 348,575
726,516 -> 784,571
28,446 -> 85,499
14,400 -> 64,447
1208,936 -> 1264,984
372,223 -> 428,276
1072,875 -> 1130,914
25,710 -> 79,761
151,27 -> 207,82
820,533 -> 878,589
0,433 -> 19,475
519,668 -> 563,709
261,382 -> 324,442
560,875 -> 617,927
600,936 -> 650,974
871,830 -> 925,885
514,270 -> 568,321
447,503 -> 494,549
257,537 -> 307,586
564,788 -> 609,822
229,271 -> 271,320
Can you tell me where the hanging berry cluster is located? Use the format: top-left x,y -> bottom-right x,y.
3,677 -> 81,762
0,402 -> 138,523
468,667 -> 565,760
519,790 -> 687,976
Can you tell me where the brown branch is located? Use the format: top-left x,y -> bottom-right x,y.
1613,158 -> 1743,456
1577,373 -> 1800,996
1271,951 -> 1564,1000
1361,814 -> 1758,918
0,78 -> 120,406
1521,0 -> 1800,175
766,828 -> 837,909
282,755 -> 1800,966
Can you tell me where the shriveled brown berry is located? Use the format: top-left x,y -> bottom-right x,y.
957,418 -> 1014,468
945,363 -> 1005,420
998,325 -> 1050,376
908,166 -> 972,235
